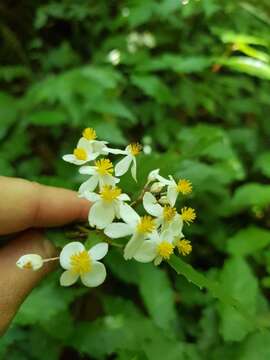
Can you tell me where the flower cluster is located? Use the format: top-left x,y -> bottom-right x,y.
16,128 -> 196,288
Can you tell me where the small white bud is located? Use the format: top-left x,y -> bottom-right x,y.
16,254 -> 43,271
142,32 -> 156,48
159,195 -> 169,205
107,49 -> 121,66
150,182 -> 164,193
147,169 -> 160,183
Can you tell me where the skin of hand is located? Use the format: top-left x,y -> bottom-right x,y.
0,176 -> 90,336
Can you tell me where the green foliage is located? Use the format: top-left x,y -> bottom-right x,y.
2,0 -> 270,358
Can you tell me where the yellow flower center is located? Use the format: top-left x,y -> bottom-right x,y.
176,179 -> 192,195
23,261 -> 33,270
73,147 -> 87,161
176,239 -> 192,256
100,185 -> 121,202
181,207 -> 196,225
128,143 -> 142,156
95,158 -> 113,175
137,216 -> 155,234
157,241 -> 174,260
82,127 -> 97,140
70,250 -> 92,275
163,205 -> 176,222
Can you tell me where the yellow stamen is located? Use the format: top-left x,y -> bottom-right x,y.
73,147 -> 87,161
100,185 -> 121,202
176,179 -> 192,195
157,241 -> 174,260
137,216 -> 155,234
163,205 -> 176,222
95,158 -> 113,175
128,143 -> 142,156
176,239 -> 192,256
23,261 -> 33,269
83,127 -> 97,140
70,250 -> 92,275
181,207 -> 196,225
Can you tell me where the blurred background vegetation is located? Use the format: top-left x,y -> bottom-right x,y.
2,0 -> 270,358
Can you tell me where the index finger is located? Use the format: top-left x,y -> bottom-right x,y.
0,177 -> 90,235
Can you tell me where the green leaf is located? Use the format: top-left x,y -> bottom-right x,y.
238,330 -> 270,360
138,264 -> 177,330
27,109 -> 67,126
222,57 -> 270,80
231,183 -> 270,211
218,257 -> 259,341
15,273 -> 85,326
131,74 -> 173,104
227,226 -> 270,256
255,151 -> 270,177
168,255 -> 260,330
137,54 -> 212,73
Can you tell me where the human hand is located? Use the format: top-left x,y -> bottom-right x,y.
0,176 -> 90,335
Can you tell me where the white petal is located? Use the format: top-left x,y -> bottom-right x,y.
115,155 -> 133,177
100,174 -> 119,187
143,192 -> 163,217
60,270 -> 79,287
124,233 -> 145,260
154,256 -> 163,266
156,174 -> 171,185
62,154 -> 85,165
160,229 -> 174,243
89,243 -> 108,261
133,241 -> 157,263
59,242 -> 85,270
106,147 -> 127,155
131,157 -> 137,181
167,185 -> 178,206
79,166 -> 96,175
169,215 -> 184,237
119,203 -> 140,226
92,141 -> 109,155
79,176 -> 99,195
147,169 -> 160,183
80,191 -> 100,202
118,193 -> 130,202
77,137 -> 92,150
104,223 -> 133,238
16,254 -> 43,271
81,262 -> 106,287
89,201 -> 115,229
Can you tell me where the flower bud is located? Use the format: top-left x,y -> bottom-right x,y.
150,182 -> 164,193
159,195 -> 169,205
16,254 -> 43,271
147,169 -> 160,183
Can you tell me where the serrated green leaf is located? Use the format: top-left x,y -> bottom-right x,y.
218,257 -> 259,342
138,264 -> 177,330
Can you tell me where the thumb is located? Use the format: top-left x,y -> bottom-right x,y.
0,230 -> 56,335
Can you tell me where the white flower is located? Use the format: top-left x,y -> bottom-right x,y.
156,175 -> 193,206
79,158 -> 120,194
134,230 -> 175,266
104,203 -> 156,260
62,137 -> 100,165
63,128 -> 121,165
16,254 -> 43,271
115,143 -> 142,181
143,192 -> 184,237
59,241 -> 108,287
83,185 -> 130,229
